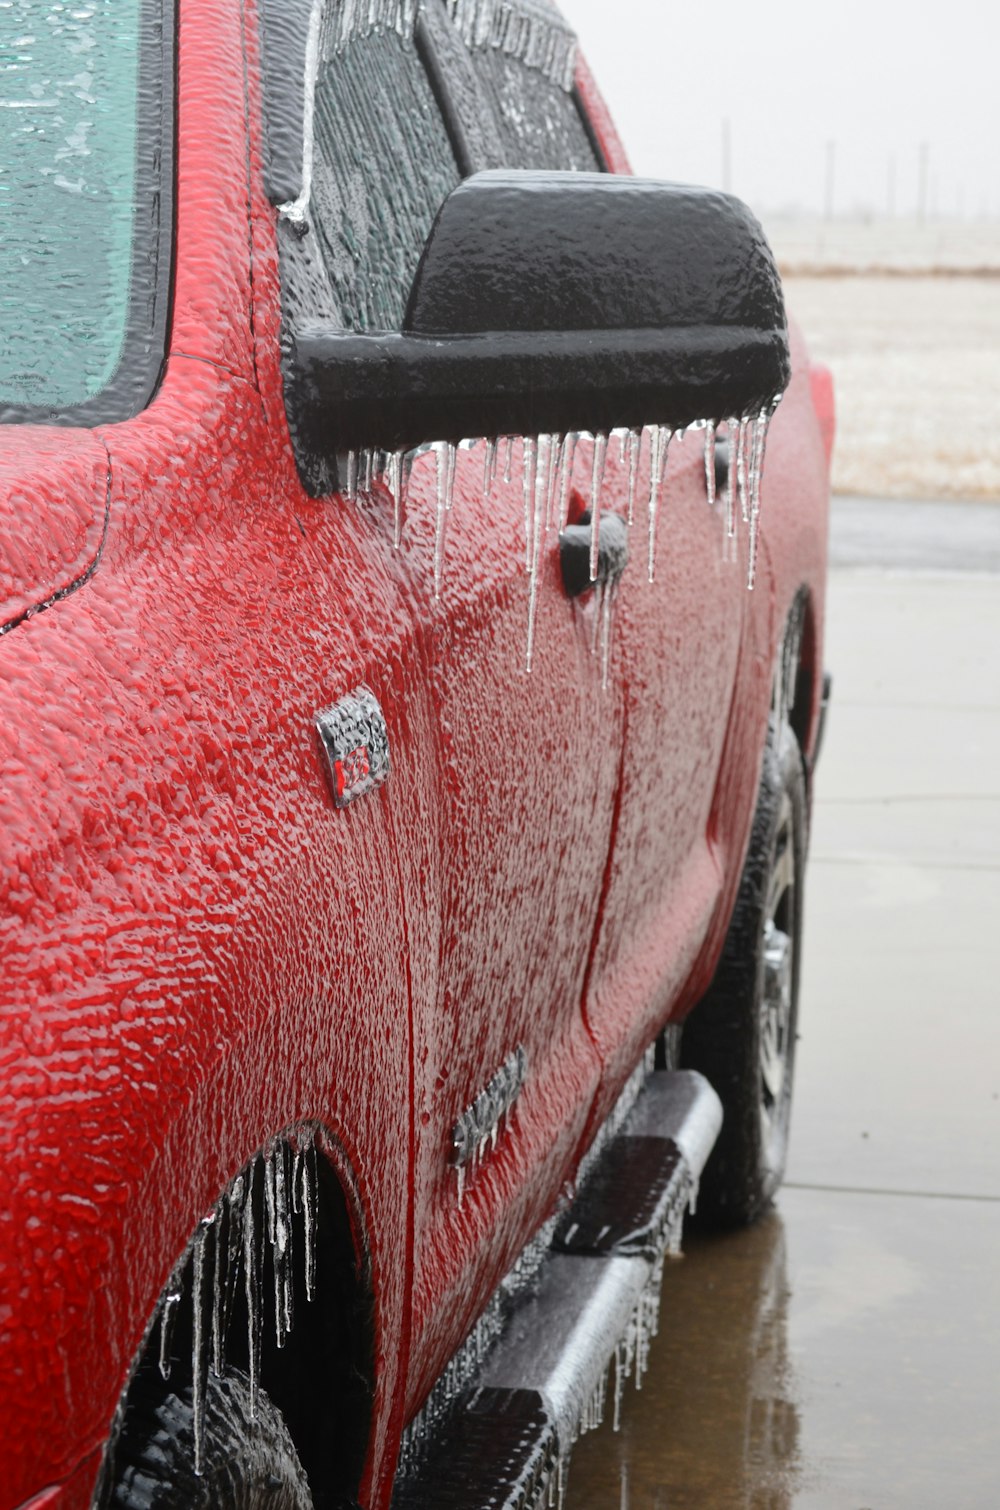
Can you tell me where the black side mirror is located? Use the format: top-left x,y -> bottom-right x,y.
286,171 -> 789,495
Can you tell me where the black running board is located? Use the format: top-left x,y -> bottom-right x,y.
391,1069 -> 722,1509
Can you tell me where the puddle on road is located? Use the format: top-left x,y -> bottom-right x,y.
564,1190 -> 1000,1509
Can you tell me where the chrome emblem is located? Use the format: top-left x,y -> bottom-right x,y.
450,1047 -> 527,1203
314,686 -> 390,808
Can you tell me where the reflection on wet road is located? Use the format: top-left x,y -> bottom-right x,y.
567,1193 -> 1000,1509
567,501 -> 1000,1508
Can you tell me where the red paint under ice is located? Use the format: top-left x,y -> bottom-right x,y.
0,8 -> 830,1508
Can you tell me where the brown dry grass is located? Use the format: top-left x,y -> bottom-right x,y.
784,273 -> 1000,501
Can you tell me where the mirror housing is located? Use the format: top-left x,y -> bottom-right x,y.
286,171 -> 789,493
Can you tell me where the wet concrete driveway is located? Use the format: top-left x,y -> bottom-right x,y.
566,499 -> 1000,1508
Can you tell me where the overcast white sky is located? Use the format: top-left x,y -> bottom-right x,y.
565,0 -> 1000,220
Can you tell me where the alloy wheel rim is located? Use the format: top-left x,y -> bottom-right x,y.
759,786 -> 796,1173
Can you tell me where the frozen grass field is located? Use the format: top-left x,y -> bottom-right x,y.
764,220 -> 1000,501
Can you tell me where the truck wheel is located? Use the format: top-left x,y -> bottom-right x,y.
682,714 -> 806,1226
107,1368 -> 314,1509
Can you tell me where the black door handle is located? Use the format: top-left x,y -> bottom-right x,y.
559,511 -> 629,598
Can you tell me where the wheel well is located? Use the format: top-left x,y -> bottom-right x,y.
97,1128 -> 373,1510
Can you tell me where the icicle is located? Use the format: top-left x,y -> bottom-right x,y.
388,449 -> 406,548
736,416 -> 750,522
613,1340 -> 625,1430
244,1160 -> 261,1419
158,1268 -> 183,1382
446,0 -> 577,88
533,434 -> 551,535
326,0 -> 418,55
273,1143 -> 293,1349
302,1141 -> 318,1303
344,449 -> 359,504
264,1147 -> 277,1247
433,442 -> 457,599
503,435 -> 515,484
211,1201 -> 224,1378
724,417 -> 738,540
543,433 -> 560,531
483,437 -> 498,495
617,428 -> 628,464
191,1215 -> 213,1477
589,432 -> 608,581
291,1147 -> 303,1216
358,448 -> 373,495
556,431 -> 577,533
626,427 -> 642,526
647,424 -> 672,583
526,439 -> 547,657
620,1460 -> 630,1510
521,435 -> 536,571
215,1177 -> 241,1381
704,422 -> 717,508
747,408 -> 772,591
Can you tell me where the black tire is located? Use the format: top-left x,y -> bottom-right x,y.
681,714 -> 807,1226
108,1369 -> 314,1510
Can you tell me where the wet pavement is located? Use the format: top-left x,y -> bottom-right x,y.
566,498 -> 1000,1508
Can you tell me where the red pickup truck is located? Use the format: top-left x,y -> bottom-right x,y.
0,1 -> 833,1506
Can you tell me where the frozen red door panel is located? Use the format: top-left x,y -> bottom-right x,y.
169,0 -> 257,380
581,428 -> 746,1094
0,430 -> 109,632
371,440 -> 618,1419
0,354 -> 418,1505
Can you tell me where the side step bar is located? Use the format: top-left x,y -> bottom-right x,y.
391,1069 -> 722,1510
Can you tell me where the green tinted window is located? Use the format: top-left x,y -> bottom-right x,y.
0,1 -> 147,411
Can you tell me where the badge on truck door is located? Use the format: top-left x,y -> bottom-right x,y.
314,686 -> 391,808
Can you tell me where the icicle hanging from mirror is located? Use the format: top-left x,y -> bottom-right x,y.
338,395 -> 781,673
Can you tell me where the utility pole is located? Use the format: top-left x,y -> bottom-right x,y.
917,141 -> 929,222
721,117 -> 732,194
824,140 -> 836,221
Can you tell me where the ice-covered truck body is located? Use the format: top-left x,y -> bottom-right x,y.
0,1 -> 832,1505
